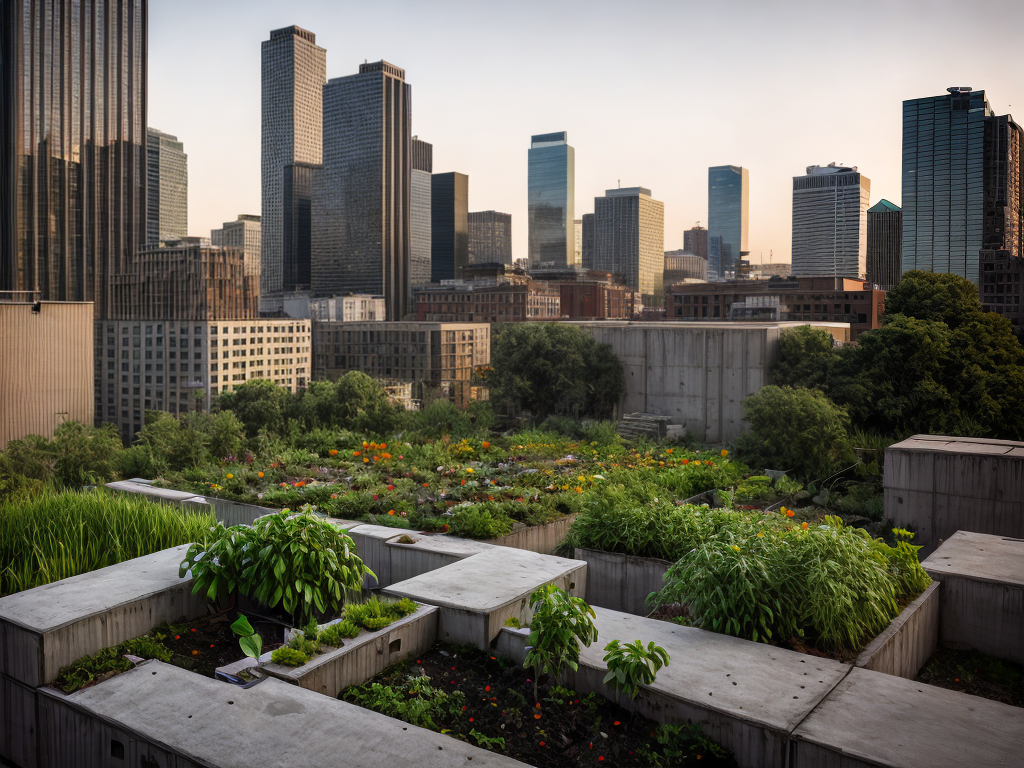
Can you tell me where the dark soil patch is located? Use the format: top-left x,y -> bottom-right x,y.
916,648 -> 1024,707
342,643 -> 734,767
159,612 -> 286,678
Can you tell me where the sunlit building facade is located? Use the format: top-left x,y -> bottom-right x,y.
146,128 -> 187,243
468,211 -> 512,265
791,165 -> 870,278
707,166 -> 749,277
528,132 -> 575,268
593,187 -> 665,297
410,138 -> 433,290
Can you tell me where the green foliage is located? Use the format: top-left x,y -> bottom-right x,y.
523,584 -> 598,701
487,323 -> 624,420
442,502 -> 515,539
344,675 -> 467,731
469,729 -> 506,751
637,723 -> 731,767
770,325 -> 836,391
230,614 -> 263,661
344,596 -> 417,632
0,421 -> 123,492
0,489 -> 215,597
179,512 -> 373,626
55,635 -> 173,693
735,386 -> 856,483
287,628 -> 320,657
270,646 -> 309,667
602,639 -> 670,699
885,270 -> 985,330
217,379 -> 289,438
319,619 -> 360,646
133,410 -> 246,472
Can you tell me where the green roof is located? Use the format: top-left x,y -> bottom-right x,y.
869,199 -> 901,213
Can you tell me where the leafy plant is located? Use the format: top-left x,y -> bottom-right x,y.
54,635 -> 173,693
523,584 -> 598,701
319,619 -> 359,646
344,676 -> 466,731
230,614 -> 263,662
469,729 -> 506,751
270,646 -> 309,667
287,629 -> 320,657
637,723 -> 731,766
344,596 -> 418,631
602,639 -> 670,699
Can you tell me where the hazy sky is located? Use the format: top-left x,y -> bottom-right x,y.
150,0 -> 1024,265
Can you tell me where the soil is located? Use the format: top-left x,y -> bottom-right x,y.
342,643 -> 735,768
915,648 -> 1024,708
158,612 -> 286,678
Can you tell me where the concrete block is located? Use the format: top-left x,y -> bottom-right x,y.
261,605 -> 439,698
790,667 -> 1024,768
37,660 -> 528,767
0,673 -> 38,768
855,581 -> 939,679
0,545 -> 204,687
388,534 -> 493,584
922,531 -> 1024,663
105,479 -> 210,513
574,547 -> 672,615
347,524 -> 408,588
487,513 -> 577,555
383,548 -> 586,650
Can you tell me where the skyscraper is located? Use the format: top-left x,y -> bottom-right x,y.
431,172 -> 469,282
211,215 -> 262,277
866,200 -> 902,290
581,213 -> 595,269
528,132 -> 575,268
0,0 -> 147,320
683,225 -> 709,262
707,166 -> 749,277
312,61 -> 411,321
410,138 -> 433,289
261,26 -> 326,313
593,187 -> 664,297
468,211 -> 512,265
791,165 -> 870,278
574,219 -> 583,265
146,128 -> 187,243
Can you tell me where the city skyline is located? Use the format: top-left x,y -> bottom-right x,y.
148,0 -> 1024,268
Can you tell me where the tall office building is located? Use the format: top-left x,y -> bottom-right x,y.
431,173 -> 469,282
791,165 -> 870,278
866,200 -> 902,290
683,225 -> 709,261
528,132 -> 575,268
410,138 -> 433,289
468,211 -> 512,265
146,128 -> 187,243
261,26 -> 326,313
593,187 -> 665,297
212,215 -> 262,277
581,213 -> 595,269
707,166 -> 749,277
313,61 -> 411,320
0,0 -> 147,320
902,88 -> 1023,283
574,219 -> 583,265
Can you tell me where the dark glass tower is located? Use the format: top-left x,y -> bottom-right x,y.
1,0 -> 148,319
528,132 -> 575,268
431,172 -> 469,281
867,200 -> 902,290
707,165 -> 749,277
282,162 -> 317,291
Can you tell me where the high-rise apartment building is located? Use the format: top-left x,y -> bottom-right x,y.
431,173 -> 469,282
0,0 -> 147,320
468,211 -> 512,265
313,61 -> 411,321
581,214 -> 595,269
528,132 -> 575,268
791,165 -> 870,278
902,88 -> 1023,283
261,26 -> 326,313
683,225 -> 709,261
866,200 -> 902,290
707,166 -> 749,277
593,187 -> 665,297
410,138 -> 433,289
146,128 -> 188,243
211,215 -> 262,277
574,219 -> 583,265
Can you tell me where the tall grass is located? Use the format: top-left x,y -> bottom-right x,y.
0,489 -> 215,597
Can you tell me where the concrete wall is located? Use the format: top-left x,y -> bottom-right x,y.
884,434 -> 1024,555
574,547 -> 672,615
487,514 -> 577,555
854,581 -> 939,679
569,321 -> 850,443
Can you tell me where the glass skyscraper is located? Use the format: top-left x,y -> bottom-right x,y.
707,165 -> 749,277
468,211 -> 512,265
528,132 -> 575,268
0,0 -> 147,319
593,187 -> 665,297
146,128 -> 188,243
791,165 -> 870,278
431,172 -> 469,282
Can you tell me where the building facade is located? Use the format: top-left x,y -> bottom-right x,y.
410,138 -> 433,290
313,61 -> 411,321
261,26 -> 326,313
310,295 -> 386,322
146,128 -> 187,243
414,276 -> 559,322
664,249 -> 709,284
683,225 -> 709,262
593,187 -> 665,297
211,215 -> 261,277
559,280 -> 635,320
866,200 -> 902,290
468,211 -> 512,265
528,132 -> 575,268
574,219 -> 583,265
665,276 -> 884,340
0,0 -> 147,320
581,213 -> 595,269
983,115 -> 1022,260
707,166 -> 749,277
791,165 -> 870,278
980,250 -> 1023,332
312,321 -> 490,407
431,172 -> 469,282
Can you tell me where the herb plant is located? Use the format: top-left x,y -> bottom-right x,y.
270,646 -> 309,667
602,639 -> 670,699
523,584 -> 598,701
230,614 -> 263,662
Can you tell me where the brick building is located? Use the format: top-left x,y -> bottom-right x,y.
414,275 -> 559,323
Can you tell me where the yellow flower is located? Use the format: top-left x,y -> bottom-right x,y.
466,467 -> 474,474
363,457 -> 369,463
575,486 -> 583,493
226,473 -> 233,480
731,545 -> 741,552
756,532 -> 763,538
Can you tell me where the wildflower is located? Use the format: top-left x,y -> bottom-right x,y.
400,511 -> 407,517
329,449 -> 338,456
331,493 -> 338,499
398,455 -> 403,460
682,459 -> 689,465
423,482 -> 429,487
387,484 -> 394,491
192,650 -> 199,656
373,495 -> 379,501
757,532 -> 763,538
440,524 -> 449,533
466,467 -> 474,474
226,473 -> 233,480
382,453 -> 392,460
613,721 -> 621,726
721,449 -> 729,457
785,508 -> 795,518
485,686 -> 490,691
801,522 -> 809,530
380,443 -> 387,450
363,458 -> 369,464
575,486 -> 583,493
353,451 -> 361,457
461,480 -> 466,486
731,545 -> 741,553
482,441 -> 490,449
257,471 -> 264,478
388,510 -> 395,516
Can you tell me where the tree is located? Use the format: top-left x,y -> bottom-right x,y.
771,325 -> 835,391
217,379 -> 289,437
884,270 -> 984,330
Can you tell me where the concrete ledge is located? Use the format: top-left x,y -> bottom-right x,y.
0,545 -> 204,687
387,534 -> 494,584
260,604 -> 439,698
105,480 -> 211,514
574,547 -> 672,615
922,531 -> 1024,664
0,673 -> 38,768
487,513 -> 578,555
36,660 -> 528,767
347,524 -> 409,588
855,581 -> 939,679
790,666 -> 1024,768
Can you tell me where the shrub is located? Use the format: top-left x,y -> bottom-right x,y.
523,584 -> 598,701
603,639 -> 670,699
443,503 -> 515,539
345,597 -> 418,631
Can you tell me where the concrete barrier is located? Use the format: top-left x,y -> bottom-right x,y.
487,513 -> 578,555
574,547 -> 672,615
884,434 -> 1024,556
854,581 -> 940,679
387,534 -> 493,584
922,531 -> 1024,664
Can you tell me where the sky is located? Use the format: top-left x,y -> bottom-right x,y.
150,0 -> 1024,266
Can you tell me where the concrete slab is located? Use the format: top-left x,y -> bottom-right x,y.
790,666 -> 1024,768
855,581 -> 939,679
574,547 -> 672,615
922,530 -> 1024,586
0,545 -> 204,686
37,660 -> 527,767
383,548 -> 586,649
388,533 -> 494,584
347,524 -> 409,588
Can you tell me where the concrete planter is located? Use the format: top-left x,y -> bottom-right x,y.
260,604 -> 439,698
387,534 -> 493,584
486,513 -> 578,555
573,547 -> 672,615
854,581 -> 940,679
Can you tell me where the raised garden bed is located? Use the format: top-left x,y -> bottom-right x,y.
341,642 -> 736,767
914,647 -> 1024,708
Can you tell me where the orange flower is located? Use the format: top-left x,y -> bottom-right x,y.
257,471 -> 264,478
482,441 -> 490,449
329,449 -> 338,456
721,449 -> 729,457
382,452 -> 392,460
363,458 -> 369,463
380,443 -> 387,450
330,493 -> 338,499
388,510 -> 395,516
225,473 -> 233,480
801,521 -> 809,530
353,451 -> 361,457
422,482 -> 429,487
786,509 -> 795,518
461,479 -> 466,486
682,458 -> 689,465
